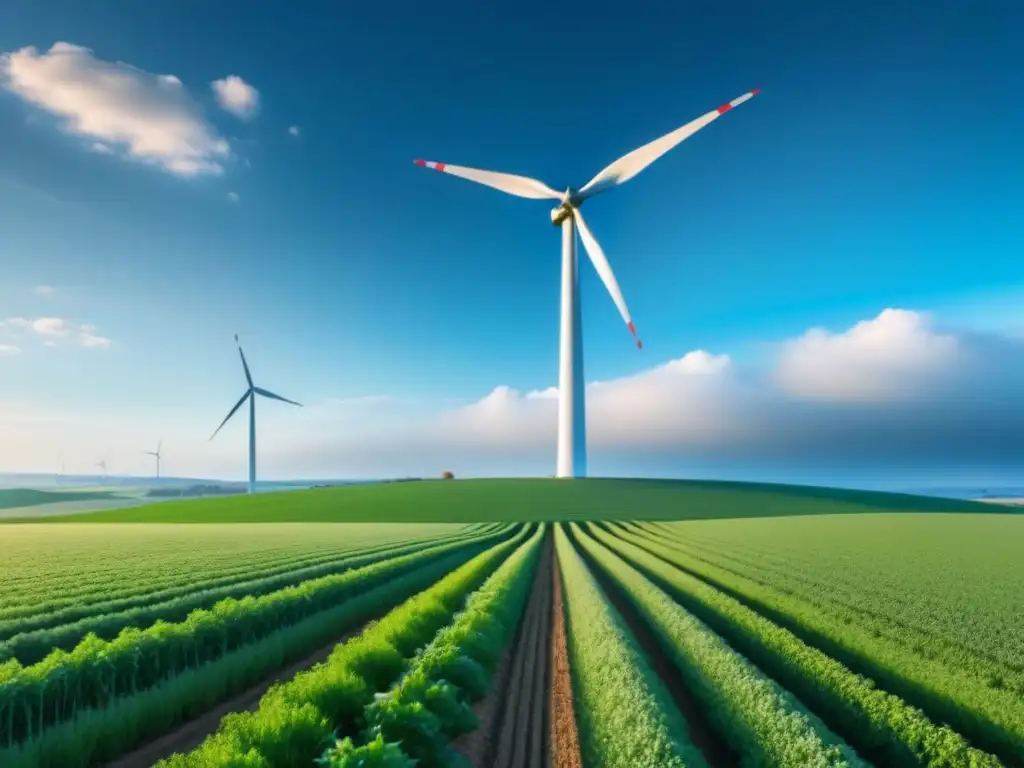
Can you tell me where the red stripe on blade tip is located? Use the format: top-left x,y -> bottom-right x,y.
413,159 -> 427,166
435,162 -> 446,172
716,103 -> 733,114
628,322 -> 643,349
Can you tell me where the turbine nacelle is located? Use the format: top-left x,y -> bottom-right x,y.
551,189 -> 582,225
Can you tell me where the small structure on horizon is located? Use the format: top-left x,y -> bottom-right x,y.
441,470 -> 454,480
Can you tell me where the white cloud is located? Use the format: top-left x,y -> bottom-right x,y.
79,332 -> 111,348
1,42 -> 231,176
211,75 -> 259,119
227,191 -> 240,203
31,317 -> 68,336
288,125 -> 300,137
774,309 -> 958,401
33,284 -> 55,296
2,316 -> 111,349
0,344 -> 20,356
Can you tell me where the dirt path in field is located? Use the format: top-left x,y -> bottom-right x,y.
450,534 -> 554,768
548,551 -> 583,768
106,622 -> 370,768
570,529 -> 739,768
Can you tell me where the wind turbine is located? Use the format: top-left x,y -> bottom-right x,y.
96,458 -> 108,481
143,440 -> 162,479
414,89 -> 760,478
210,334 -> 301,494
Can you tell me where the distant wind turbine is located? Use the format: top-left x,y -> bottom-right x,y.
414,89 -> 760,477
143,440 -> 163,479
210,334 -> 301,494
96,458 -> 108,480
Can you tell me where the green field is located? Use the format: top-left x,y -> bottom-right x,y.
0,487 -> 118,510
10,477 -> 1014,523
0,480 -> 1021,767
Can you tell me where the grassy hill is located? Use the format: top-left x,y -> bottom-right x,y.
13,478 -> 1018,524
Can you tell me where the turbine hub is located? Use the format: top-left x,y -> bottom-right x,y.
551,189 -> 581,226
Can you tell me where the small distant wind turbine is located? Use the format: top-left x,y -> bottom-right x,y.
210,334 -> 301,494
414,89 -> 760,478
96,458 -> 108,480
143,440 -> 163,479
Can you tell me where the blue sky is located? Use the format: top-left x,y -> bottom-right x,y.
1,0 -> 1023,484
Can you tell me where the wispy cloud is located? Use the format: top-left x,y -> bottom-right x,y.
33,284 -> 55,297
1,42 -> 231,177
2,316 -> 111,348
211,75 -> 260,120
226,191 -> 240,203
0,344 -> 21,356
288,125 -> 300,137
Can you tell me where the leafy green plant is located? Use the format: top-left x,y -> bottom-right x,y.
158,526 -> 532,767
555,525 -> 707,768
358,525 -> 545,766
570,523 -> 864,768
594,522 -> 1004,767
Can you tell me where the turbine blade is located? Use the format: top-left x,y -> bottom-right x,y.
235,334 -> 254,388
573,208 -> 642,349
578,89 -> 760,199
254,386 -> 302,407
413,159 -> 562,200
210,391 -> 251,441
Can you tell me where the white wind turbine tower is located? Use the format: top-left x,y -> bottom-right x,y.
143,440 -> 163,479
415,89 -> 760,478
210,334 -> 302,495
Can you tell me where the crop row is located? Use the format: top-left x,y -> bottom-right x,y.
0,524 -> 470,601
158,525 -> 536,767
0,526 -> 506,666
553,524 -> 704,768
0,525 -> 492,624
332,523 -> 546,766
570,523 -> 863,768
642,517 -> 1024,673
0,524 -> 517,748
619,522 -> 1024,762
0,535 -> 513,768
0,528 -> 505,667
592,523 -> 1003,767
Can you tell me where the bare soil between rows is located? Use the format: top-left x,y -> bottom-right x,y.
548,549 -> 583,768
570,527 -> 739,768
451,534 -> 555,768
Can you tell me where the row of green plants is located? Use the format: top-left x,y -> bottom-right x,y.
0,536 -> 509,768
0,526 -> 500,664
634,519 -> 1024,690
156,526 -> 534,767
594,523 -> 1004,767
554,524 -> 707,768
647,515 -> 1023,674
570,523 -> 865,768
0,526 -> 491,631
623,521 -> 1024,762
323,524 -> 546,766
0,525 -> 515,747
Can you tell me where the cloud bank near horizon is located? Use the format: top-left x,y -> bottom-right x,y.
6,307 -> 1020,481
